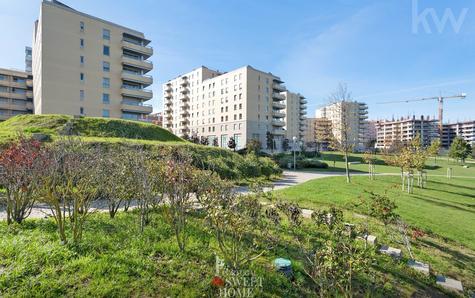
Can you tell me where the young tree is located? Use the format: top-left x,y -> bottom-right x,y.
227,137 -> 236,151
266,131 -> 274,152
427,138 -> 441,164
37,139 -> 101,244
200,136 -> 209,146
449,137 -> 472,164
362,151 -> 376,180
282,138 -> 290,152
0,136 -> 46,224
246,138 -> 261,156
161,150 -> 196,252
328,83 -> 355,183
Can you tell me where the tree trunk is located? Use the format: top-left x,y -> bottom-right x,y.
344,151 -> 351,183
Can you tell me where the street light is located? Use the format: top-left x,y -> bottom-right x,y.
292,136 -> 297,170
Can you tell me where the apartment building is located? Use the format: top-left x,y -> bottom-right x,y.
375,116 -> 439,149
303,118 -> 317,145
146,112 -> 163,126
315,101 -> 368,151
0,68 -> 34,121
32,0 -> 153,121
442,120 -> 475,148
283,91 -> 307,141
163,65 -> 291,150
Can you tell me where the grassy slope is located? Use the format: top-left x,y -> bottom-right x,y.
0,211 -> 454,297
0,114 -> 183,143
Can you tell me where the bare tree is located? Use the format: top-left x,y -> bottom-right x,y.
328,83 -> 355,183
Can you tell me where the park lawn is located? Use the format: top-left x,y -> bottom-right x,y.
275,175 -> 475,251
0,209 -> 457,297
312,152 -> 475,178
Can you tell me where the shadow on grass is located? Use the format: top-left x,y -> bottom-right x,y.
411,194 -> 475,214
418,238 -> 475,271
427,180 -> 475,192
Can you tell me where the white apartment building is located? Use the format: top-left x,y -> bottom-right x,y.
163,65 -> 300,151
442,121 -> 475,148
283,91 -> 307,142
32,0 -> 154,120
0,68 -> 34,121
315,101 -> 368,151
375,116 -> 439,149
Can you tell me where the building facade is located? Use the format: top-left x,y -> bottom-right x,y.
442,121 -> 475,148
163,65 -> 296,151
0,68 -> 34,121
283,91 -> 306,142
146,112 -> 163,126
375,116 -> 439,149
315,101 -> 368,151
303,118 -> 317,145
32,0 -> 153,120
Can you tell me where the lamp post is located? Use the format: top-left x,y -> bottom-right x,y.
292,136 -> 297,170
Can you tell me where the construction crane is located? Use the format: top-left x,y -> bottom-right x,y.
377,93 -> 467,134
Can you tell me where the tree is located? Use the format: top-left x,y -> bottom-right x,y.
200,136 -> 209,146
282,138 -> 290,152
212,137 -> 219,147
37,138 -> 101,244
227,137 -> 236,151
190,135 -> 200,144
362,151 -> 376,180
266,131 -> 274,152
246,138 -> 261,156
0,136 -> 46,224
427,138 -> 441,164
328,83 -> 354,183
161,150 -> 196,252
449,137 -> 472,164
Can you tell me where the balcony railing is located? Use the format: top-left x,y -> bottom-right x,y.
272,84 -> 286,92
272,111 -> 285,118
120,101 -> 153,114
272,120 -> 285,127
272,93 -> 285,101
121,55 -> 153,71
272,102 -> 286,109
121,39 -> 153,58
120,86 -> 153,100
272,129 -> 286,136
121,71 -> 153,86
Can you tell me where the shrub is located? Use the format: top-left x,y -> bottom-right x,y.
297,159 -> 329,169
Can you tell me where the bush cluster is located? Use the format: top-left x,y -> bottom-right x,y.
273,154 -> 328,169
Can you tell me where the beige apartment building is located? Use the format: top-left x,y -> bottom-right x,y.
0,68 -> 34,121
163,65 -> 299,151
32,0 -> 153,120
315,101 -> 368,151
375,116 -> 439,149
283,91 -> 306,142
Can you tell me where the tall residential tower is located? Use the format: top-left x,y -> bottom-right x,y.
32,0 -> 154,120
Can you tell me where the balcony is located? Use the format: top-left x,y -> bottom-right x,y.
180,88 -> 190,94
300,115 -> 306,121
165,93 -> 172,99
181,110 -> 190,117
180,119 -> 190,125
0,101 -> 29,112
165,85 -> 173,92
122,55 -> 153,72
273,84 -> 286,92
165,101 -> 173,107
272,102 -> 286,109
180,79 -> 189,87
1,91 -> 27,100
0,113 -> 11,121
121,40 -> 153,58
26,91 -> 33,98
272,93 -> 285,101
165,107 -> 173,114
272,119 -> 285,127
26,79 -> 33,87
0,80 -> 26,88
180,94 -> 190,101
120,86 -> 153,100
272,111 -> 285,118
120,101 -> 153,114
26,101 -> 34,110
300,98 -> 307,104
272,129 -> 286,136
181,102 -> 190,109
121,71 -> 153,86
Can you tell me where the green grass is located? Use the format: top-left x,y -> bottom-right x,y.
0,114 -> 183,143
0,210 -> 456,297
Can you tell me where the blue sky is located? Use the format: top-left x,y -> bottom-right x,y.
0,0 -> 474,122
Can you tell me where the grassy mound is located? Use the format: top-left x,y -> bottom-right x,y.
0,114 -> 182,142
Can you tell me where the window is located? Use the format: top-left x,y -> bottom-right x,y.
0,75 -> 6,80
103,45 -> 110,56
80,56 -> 84,65
80,38 -> 84,48
102,78 -> 110,88
102,93 -> 110,104
80,107 -> 84,115
80,21 -> 85,32
103,61 -> 110,72
102,109 -> 110,118
80,90 -> 84,101
102,29 -> 110,40
80,73 -> 85,82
